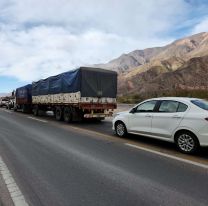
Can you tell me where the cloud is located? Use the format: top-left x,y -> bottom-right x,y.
0,25 -> 173,81
0,0 -> 198,82
191,17 -> 208,34
4,0 -> 189,37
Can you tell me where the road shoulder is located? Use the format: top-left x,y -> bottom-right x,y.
0,173 -> 14,206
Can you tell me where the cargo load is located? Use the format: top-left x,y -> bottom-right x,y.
32,67 -> 117,105
15,84 -> 32,105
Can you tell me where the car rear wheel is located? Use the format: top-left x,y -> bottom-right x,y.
175,131 -> 199,154
115,122 -> 127,137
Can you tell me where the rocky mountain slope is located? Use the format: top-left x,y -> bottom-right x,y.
99,32 -> 208,73
119,55 -> 208,97
95,47 -> 164,73
96,32 -> 208,98
0,93 -> 6,97
0,93 -> 11,97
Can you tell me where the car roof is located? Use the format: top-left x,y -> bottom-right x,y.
146,97 -> 200,103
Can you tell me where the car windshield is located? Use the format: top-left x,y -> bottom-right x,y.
191,99 -> 208,111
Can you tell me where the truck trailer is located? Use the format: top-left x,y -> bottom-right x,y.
15,67 -> 117,121
14,84 -> 32,112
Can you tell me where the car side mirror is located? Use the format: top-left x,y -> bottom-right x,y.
130,107 -> 137,113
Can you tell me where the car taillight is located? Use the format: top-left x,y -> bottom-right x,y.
205,118 -> 208,121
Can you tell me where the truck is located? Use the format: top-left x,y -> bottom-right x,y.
14,84 -> 32,112
15,67 -> 117,121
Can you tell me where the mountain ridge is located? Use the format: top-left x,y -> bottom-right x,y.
94,32 -> 208,99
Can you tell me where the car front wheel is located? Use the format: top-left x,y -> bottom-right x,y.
175,131 -> 199,154
115,122 -> 127,137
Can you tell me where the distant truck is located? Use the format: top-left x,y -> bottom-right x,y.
14,84 -> 32,112
14,67 -> 117,121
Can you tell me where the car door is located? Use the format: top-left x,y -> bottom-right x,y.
128,100 -> 157,134
151,100 -> 188,138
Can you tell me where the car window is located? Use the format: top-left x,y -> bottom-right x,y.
159,101 -> 188,113
177,103 -> 188,112
159,101 -> 179,113
136,100 -> 157,112
191,99 -> 208,111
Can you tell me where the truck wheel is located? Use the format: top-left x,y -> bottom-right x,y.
55,107 -> 63,121
33,105 -> 39,116
22,105 -> 27,113
96,117 -> 105,122
64,107 -> 72,123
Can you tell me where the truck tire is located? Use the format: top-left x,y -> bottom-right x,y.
63,107 -> 72,123
55,107 -> 63,121
22,105 -> 27,113
33,105 -> 39,116
95,117 -> 105,121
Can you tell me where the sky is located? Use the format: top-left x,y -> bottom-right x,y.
0,0 -> 208,93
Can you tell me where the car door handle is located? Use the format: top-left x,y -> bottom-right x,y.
145,114 -> 152,118
172,115 -> 181,119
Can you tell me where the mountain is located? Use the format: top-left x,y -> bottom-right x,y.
118,56 -> 208,97
95,47 -> 164,73
98,32 -> 208,75
95,32 -> 208,99
0,93 -> 11,97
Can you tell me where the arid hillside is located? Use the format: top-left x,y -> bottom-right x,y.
95,32 -> 208,100
119,56 -> 208,97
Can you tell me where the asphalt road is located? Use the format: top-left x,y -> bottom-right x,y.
0,108 -> 208,206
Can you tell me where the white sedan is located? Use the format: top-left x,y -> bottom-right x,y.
113,97 -> 208,154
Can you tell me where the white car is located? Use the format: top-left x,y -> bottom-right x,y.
6,99 -> 15,110
0,98 -> 9,107
113,97 -> 208,154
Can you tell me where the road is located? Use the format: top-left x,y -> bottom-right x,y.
0,107 -> 208,206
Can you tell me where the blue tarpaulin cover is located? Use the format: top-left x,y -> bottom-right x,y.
32,69 -> 80,96
32,67 -> 117,98
15,84 -> 32,104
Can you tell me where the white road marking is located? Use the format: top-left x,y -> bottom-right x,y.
27,116 -> 48,123
125,143 -> 208,170
0,156 -> 29,206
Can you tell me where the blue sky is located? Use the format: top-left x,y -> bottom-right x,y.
0,76 -> 29,93
0,0 -> 208,93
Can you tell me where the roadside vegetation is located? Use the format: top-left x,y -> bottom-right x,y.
118,89 -> 208,104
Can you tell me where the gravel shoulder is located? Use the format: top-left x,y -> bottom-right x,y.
0,172 -> 14,206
